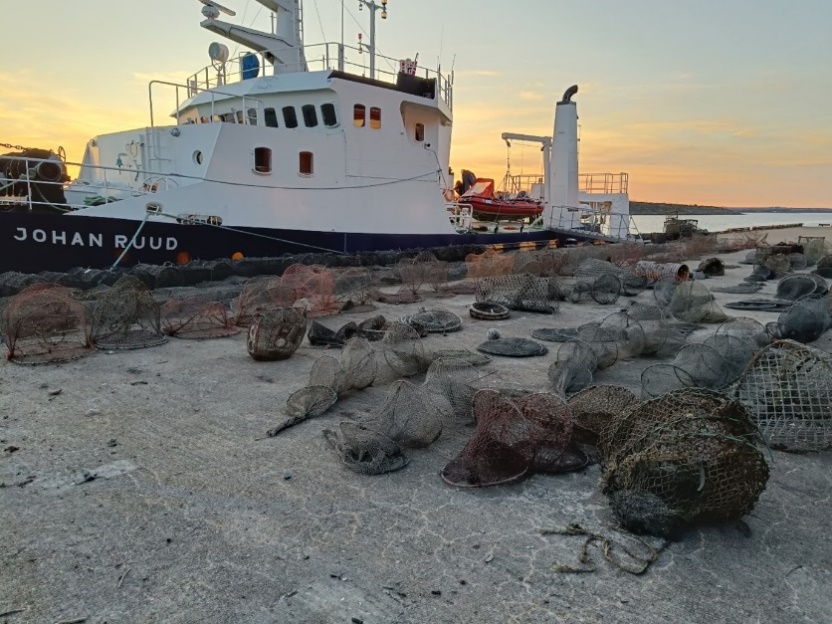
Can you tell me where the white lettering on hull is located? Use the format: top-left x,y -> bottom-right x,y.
9,228 -> 177,251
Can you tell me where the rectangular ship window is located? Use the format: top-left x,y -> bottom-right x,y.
254,147 -> 272,174
321,103 -> 338,127
353,104 -> 366,127
370,107 -> 381,130
302,104 -> 318,127
264,108 -> 278,128
283,106 -> 299,128
299,151 -> 313,176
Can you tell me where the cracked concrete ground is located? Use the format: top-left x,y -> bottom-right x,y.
1,248 -> 831,623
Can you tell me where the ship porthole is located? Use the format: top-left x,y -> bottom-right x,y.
193,150 -> 203,165
176,251 -> 191,265
231,252 -> 244,260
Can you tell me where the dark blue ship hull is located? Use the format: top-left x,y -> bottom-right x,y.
1,211 -> 597,273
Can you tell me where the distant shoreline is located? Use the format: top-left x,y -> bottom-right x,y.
630,201 -> 832,216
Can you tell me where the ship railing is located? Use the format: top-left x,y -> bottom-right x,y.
148,80 -> 266,128
547,204 -> 641,242
0,154 -> 177,213
184,42 -> 454,109
446,201 -> 473,230
579,172 -> 629,195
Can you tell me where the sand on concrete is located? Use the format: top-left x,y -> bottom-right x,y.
1,243 -> 831,623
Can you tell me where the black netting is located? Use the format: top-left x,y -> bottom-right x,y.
401,308 -> 463,333
323,422 -> 409,475
475,274 -> 560,314
735,339 -> 832,451
92,276 -> 167,350
598,388 -> 769,537
668,281 -> 728,323
477,330 -> 548,357
567,385 -> 639,445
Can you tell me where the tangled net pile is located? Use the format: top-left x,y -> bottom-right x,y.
598,388 -> 769,538
2,284 -> 93,364
441,390 -> 584,487
735,340 -> 832,452
465,248 -> 514,281
475,274 -> 560,314
324,355 -> 485,474
92,276 -> 167,350
161,298 -> 239,339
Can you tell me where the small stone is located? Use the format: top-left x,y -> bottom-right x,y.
85,409 -> 101,417
431,589 -> 442,596
283,469 -> 293,480
48,389 -> 62,396
4,446 -> 20,454
351,618 -> 364,624
39,383 -> 49,389
107,439 -> 118,448
459,580 -> 467,586
166,538 -> 172,544
472,544 -> 481,550
484,553 -> 494,564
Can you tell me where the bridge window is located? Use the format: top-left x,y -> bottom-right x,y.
321,103 -> 338,127
353,104 -> 366,127
254,147 -> 272,174
415,123 -> 425,142
299,151 -> 313,176
282,106 -> 299,128
247,108 -> 258,126
264,107 -> 278,128
370,107 -> 381,130
236,110 -> 245,124
302,104 -> 318,127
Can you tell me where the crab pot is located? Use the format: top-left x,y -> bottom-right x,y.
246,308 -> 307,361
632,261 -> 690,282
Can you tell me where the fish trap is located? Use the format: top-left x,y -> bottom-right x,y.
161,298 -> 239,339
2,284 -> 93,365
92,276 -> 167,350
598,388 -> 769,537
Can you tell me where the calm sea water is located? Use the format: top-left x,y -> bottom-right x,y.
630,212 -> 832,235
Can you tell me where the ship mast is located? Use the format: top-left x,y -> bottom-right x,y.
198,0 -> 308,74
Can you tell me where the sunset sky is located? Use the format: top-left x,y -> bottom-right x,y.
2,0 -> 830,207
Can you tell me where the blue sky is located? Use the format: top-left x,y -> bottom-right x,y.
1,0 -> 830,206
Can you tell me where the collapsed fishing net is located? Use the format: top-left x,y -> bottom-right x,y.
441,390 -> 582,487
776,275 -> 823,301
2,284 -> 93,364
400,308 -> 463,333
511,249 -> 566,277
567,385 -> 639,445
667,281 -> 728,323
598,388 -> 769,537
246,308 -> 307,361
323,422 -> 409,475
161,298 -> 239,339
802,239 -> 829,265
735,340 -> 832,451
548,340 -> 596,397
477,329 -> 548,358
711,283 -> 763,295
92,276 -> 167,350
816,256 -> 832,279
475,274 -> 560,314
767,296 -> 830,343
575,258 -> 648,297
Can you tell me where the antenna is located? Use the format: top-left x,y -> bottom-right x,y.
198,0 -> 237,17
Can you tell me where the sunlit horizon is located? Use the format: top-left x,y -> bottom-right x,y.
1,0 -> 829,208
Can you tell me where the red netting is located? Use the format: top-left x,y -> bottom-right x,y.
465,248 -> 514,281
233,276 -> 295,327
161,298 -> 239,339
281,264 -> 339,317
2,283 -> 93,364
441,390 -> 577,487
